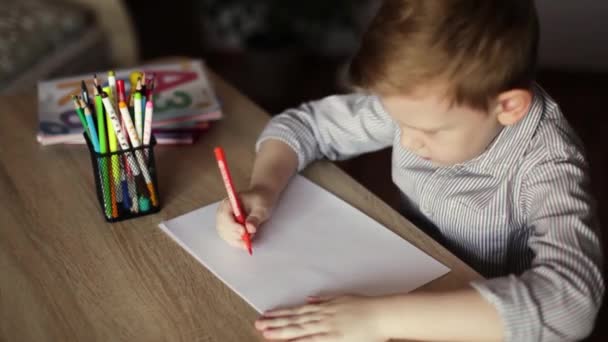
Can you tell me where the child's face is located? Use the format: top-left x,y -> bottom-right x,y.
380,88 -> 503,166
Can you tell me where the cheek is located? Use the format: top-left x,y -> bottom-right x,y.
428,135 -> 472,162
400,130 -> 426,149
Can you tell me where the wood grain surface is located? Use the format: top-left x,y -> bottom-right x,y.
0,65 -> 481,342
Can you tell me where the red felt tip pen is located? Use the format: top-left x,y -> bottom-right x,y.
116,79 -> 127,104
214,147 -> 253,255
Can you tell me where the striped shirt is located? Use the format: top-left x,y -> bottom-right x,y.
256,86 -> 604,341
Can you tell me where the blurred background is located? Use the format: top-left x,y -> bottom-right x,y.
1,0 -> 606,339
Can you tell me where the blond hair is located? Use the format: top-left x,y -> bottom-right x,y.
349,0 -> 539,110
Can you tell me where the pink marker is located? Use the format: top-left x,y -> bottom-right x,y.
143,101 -> 154,147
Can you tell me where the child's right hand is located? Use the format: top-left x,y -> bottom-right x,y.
216,187 -> 276,250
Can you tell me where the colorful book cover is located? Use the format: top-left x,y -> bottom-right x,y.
37,59 -> 221,145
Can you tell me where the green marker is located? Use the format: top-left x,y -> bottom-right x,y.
71,95 -> 88,138
94,93 -> 112,219
103,86 -> 122,216
134,92 -> 143,139
95,94 -> 107,155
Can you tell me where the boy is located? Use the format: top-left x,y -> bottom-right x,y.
216,1 -> 604,341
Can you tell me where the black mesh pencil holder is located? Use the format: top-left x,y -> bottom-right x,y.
84,133 -> 161,222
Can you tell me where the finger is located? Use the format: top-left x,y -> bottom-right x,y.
246,206 -> 268,233
256,313 -> 326,330
216,219 -> 245,238
218,215 -> 248,236
217,208 -> 246,235
245,220 -> 257,234
263,304 -> 322,318
306,296 -> 333,304
218,197 -> 232,213
237,225 -> 255,244
219,198 -> 248,227
262,321 -> 330,341
224,224 -> 253,251
218,227 -> 248,250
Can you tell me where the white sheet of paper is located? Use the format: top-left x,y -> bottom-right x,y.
159,175 -> 450,313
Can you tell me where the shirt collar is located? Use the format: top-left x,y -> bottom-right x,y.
459,84 -> 546,175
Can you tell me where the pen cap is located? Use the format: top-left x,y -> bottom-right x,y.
116,80 -> 127,103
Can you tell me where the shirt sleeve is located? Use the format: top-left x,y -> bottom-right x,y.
470,153 -> 605,341
255,94 -> 396,171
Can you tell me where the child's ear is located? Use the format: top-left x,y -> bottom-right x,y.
493,89 -> 533,126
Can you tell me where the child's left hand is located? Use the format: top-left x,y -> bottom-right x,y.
255,295 -> 388,342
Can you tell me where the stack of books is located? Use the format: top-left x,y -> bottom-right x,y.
37,59 -> 221,145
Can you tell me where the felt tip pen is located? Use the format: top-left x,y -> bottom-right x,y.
119,101 -> 158,207
103,93 -> 147,211
134,92 -> 143,139
143,100 -> 154,147
93,90 -> 113,218
214,147 -> 252,255
108,71 -> 117,106
116,79 -> 127,104
102,87 -> 122,211
93,89 -> 106,153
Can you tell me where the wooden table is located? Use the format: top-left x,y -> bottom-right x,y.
0,69 -> 481,341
